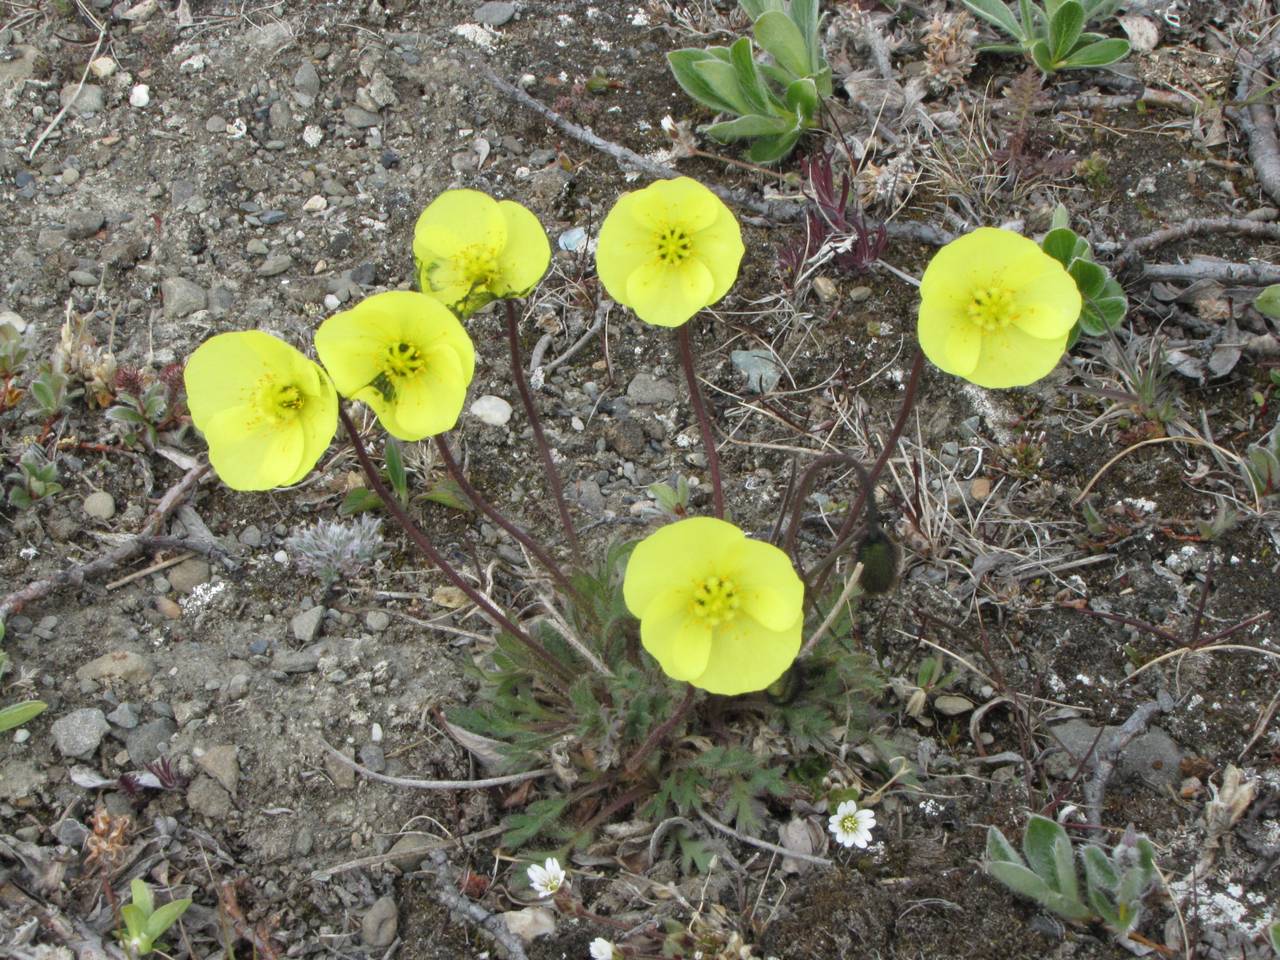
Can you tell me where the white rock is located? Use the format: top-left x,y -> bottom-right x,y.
89,57 -> 117,79
500,907 -> 556,944
302,194 -> 327,213
323,294 -> 341,311
129,84 -> 150,108
470,395 -> 513,427
0,310 -> 26,334
302,125 -> 324,148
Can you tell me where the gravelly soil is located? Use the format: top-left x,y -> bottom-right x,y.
2,1 -> 1279,958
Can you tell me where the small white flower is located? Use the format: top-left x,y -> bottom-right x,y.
589,937 -> 615,959
526,857 -> 566,898
828,800 -> 876,848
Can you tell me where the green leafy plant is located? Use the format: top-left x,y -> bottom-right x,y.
1042,205 -> 1128,347
985,816 -> 1157,938
962,0 -> 1130,74
0,622 -> 48,735
1268,919 -> 1280,955
1255,285 -> 1280,320
5,447 -> 63,510
647,475 -> 692,518
1244,418 -> 1280,499
667,0 -> 831,162
106,382 -> 170,449
117,879 -> 192,958
28,366 -> 71,418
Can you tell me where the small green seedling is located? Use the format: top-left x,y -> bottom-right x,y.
1244,419 -> 1280,499
985,816 -> 1157,938
1254,285 -> 1280,320
1268,919 -> 1280,955
106,382 -> 170,450
117,879 -> 192,958
1042,205 -> 1128,347
6,447 -> 63,510
0,621 -> 48,735
962,0 -> 1131,74
667,0 -> 831,162
647,475 -> 692,518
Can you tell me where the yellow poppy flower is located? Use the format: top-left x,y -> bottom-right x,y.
184,331 -> 337,491
917,227 -> 1081,388
596,177 -> 744,328
413,189 -> 550,317
623,517 -> 804,695
314,291 -> 475,442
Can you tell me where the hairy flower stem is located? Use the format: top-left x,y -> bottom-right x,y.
623,685 -> 697,775
505,300 -> 583,565
338,406 -> 572,683
809,346 -> 925,597
678,324 -> 725,519
434,435 -> 583,605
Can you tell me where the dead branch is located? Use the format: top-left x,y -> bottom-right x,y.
479,63 -> 953,246
1234,44 -> 1280,207
1141,258 -> 1280,285
320,739 -> 551,790
1082,694 -> 1171,828
1108,215 -> 1280,275
413,850 -> 530,960
0,462 -> 209,622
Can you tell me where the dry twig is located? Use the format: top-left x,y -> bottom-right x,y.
0,463 -> 210,621
320,739 -> 551,790
412,850 -> 530,960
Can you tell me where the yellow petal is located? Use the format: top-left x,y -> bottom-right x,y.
640,592 -> 713,682
315,300 -> 404,397
921,227 -> 1043,299
1009,263 -> 1082,338
413,189 -> 505,260
945,322 -> 982,375
967,323 -> 1069,388
723,537 -> 804,632
596,190 -> 655,309
626,258 -> 714,328
693,202 -> 745,306
623,517 -> 746,617
494,199 -> 551,298
296,363 -> 339,475
184,332 -> 281,430
381,347 -> 467,441
918,299 -> 978,379
693,611 -> 803,695
201,405 -> 306,491
629,178 -> 721,234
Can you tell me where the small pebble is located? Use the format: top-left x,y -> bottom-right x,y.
129,84 -> 150,107
470,394 -> 513,426
155,596 -> 182,620
302,194 -> 327,213
82,490 -> 116,521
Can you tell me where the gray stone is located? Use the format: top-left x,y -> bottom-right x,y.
82,490 -> 115,521
196,744 -> 240,796
357,743 -> 385,773
1120,726 -> 1183,790
126,717 -> 176,765
187,775 -> 232,820
53,817 -> 90,848
60,82 -> 106,115
64,210 -> 105,240
161,277 -> 207,319
106,702 -> 139,729
626,373 -> 678,405
387,833 -> 432,870
361,896 -> 398,948
225,673 -> 251,700
205,115 -> 227,133
0,760 -> 46,801
291,606 -> 325,643
239,525 -> 263,548
272,647 -> 320,673
76,650 -> 152,685
69,270 -> 99,287
257,254 -> 293,277
474,1 -> 516,26
342,106 -> 381,129
325,746 -> 356,788
364,610 -> 390,633
294,825 -> 315,856
168,557 -> 211,594
51,708 -> 110,759
293,61 -> 320,105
